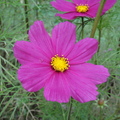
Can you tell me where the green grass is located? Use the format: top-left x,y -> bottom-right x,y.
0,0 -> 120,120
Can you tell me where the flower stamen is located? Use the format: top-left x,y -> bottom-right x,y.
51,55 -> 69,72
76,4 -> 89,13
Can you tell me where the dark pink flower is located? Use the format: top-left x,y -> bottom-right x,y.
13,21 -> 110,103
51,0 -> 117,20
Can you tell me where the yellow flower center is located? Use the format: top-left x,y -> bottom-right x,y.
51,55 -> 69,72
76,4 -> 89,13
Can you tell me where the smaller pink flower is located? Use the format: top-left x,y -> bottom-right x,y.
51,0 -> 117,20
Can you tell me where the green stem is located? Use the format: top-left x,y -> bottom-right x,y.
99,107 -> 102,120
24,0 -> 29,30
97,17 -> 103,53
90,0 -> 106,38
67,98 -> 73,120
81,17 -> 84,39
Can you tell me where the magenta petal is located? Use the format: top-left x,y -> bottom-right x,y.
56,12 -> 89,20
102,0 -> 117,14
87,0 -> 101,5
72,0 -> 86,4
13,41 -> 51,65
73,0 -> 100,5
51,0 -> 75,12
88,0 -> 117,17
29,21 -> 53,55
18,63 -> 53,92
86,4 -> 100,18
56,13 -> 77,20
70,63 -> 110,85
66,70 -> 99,103
67,38 -> 98,64
51,21 -> 76,55
44,72 -> 71,103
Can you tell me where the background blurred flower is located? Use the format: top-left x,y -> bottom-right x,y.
51,0 -> 117,20
13,21 -> 110,103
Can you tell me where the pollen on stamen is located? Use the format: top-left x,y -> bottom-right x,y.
51,55 -> 70,72
76,4 -> 89,13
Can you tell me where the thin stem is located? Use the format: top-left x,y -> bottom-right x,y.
81,17 -> 84,39
0,17 -> 2,31
24,0 -> 29,30
77,18 -> 92,40
97,17 -> 102,53
99,107 -> 102,120
90,0 -> 106,38
67,98 -> 73,120
98,29 -> 102,52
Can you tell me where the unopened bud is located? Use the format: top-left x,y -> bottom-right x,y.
98,99 -> 104,106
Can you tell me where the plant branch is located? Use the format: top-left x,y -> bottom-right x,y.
90,0 -> 106,38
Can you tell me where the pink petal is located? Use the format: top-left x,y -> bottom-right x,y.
56,12 -> 90,20
87,0 -> 117,17
86,0 -> 101,6
70,63 -> 110,85
102,0 -> 117,14
86,4 -> 100,18
18,63 -> 53,92
67,38 -> 98,64
72,0 -> 100,5
51,0 -> 75,12
51,21 -> 76,56
28,21 -> 53,55
44,72 -> 71,103
66,70 -> 99,103
13,41 -> 51,65
72,0 -> 86,4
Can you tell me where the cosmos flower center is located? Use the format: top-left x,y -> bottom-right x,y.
51,55 -> 69,72
76,4 -> 89,13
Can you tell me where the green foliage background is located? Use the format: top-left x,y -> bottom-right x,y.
0,0 -> 120,120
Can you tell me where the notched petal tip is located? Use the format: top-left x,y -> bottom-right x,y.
50,0 -> 75,12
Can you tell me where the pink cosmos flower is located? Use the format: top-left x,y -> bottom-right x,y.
13,21 -> 110,103
51,0 -> 117,20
